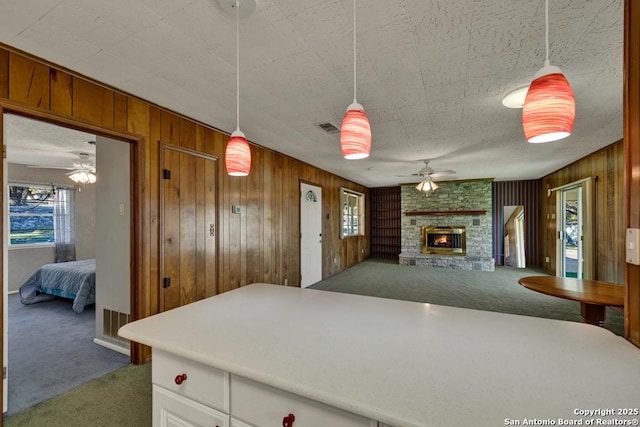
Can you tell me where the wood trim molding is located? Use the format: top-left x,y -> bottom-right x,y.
624,0 -> 640,347
404,210 -> 487,216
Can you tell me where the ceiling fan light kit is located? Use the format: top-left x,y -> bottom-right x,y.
68,170 -> 96,184
522,0 -> 575,143
411,160 -> 455,193
415,180 -> 438,193
340,0 -> 371,160
222,0 -> 253,176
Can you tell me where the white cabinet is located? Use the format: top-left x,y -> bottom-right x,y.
229,418 -> 254,427
230,375 -> 377,427
154,385 -> 229,427
152,349 -> 229,412
152,349 -> 380,427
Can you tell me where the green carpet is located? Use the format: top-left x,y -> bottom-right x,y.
4,363 -> 151,427
310,259 -> 624,336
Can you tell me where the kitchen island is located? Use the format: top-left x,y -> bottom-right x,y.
119,283 -> 640,427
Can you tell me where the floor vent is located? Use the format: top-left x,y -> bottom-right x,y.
103,308 -> 131,343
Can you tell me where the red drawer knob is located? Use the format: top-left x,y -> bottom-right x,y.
174,373 -> 187,385
283,413 -> 295,427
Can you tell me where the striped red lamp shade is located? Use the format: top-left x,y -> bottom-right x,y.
340,102 -> 371,159
522,65 -> 575,143
225,129 -> 251,176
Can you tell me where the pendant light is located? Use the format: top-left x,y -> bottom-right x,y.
522,0 -> 575,143
340,0 -> 371,160
224,0 -> 252,176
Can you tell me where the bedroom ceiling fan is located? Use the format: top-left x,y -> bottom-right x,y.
28,152 -> 97,184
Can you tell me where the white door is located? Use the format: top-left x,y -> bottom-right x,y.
300,183 -> 322,288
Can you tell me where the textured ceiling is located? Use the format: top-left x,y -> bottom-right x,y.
0,0 -> 623,187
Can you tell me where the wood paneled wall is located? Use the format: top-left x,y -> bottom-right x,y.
625,0 -> 640,346
538,141 -> 624,283
0,46 -> 369,364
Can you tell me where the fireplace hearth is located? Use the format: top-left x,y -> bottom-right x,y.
422,226 -> 466,255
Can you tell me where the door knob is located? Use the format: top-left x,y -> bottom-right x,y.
282,413 -> 295,427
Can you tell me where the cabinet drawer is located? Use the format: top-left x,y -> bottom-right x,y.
153,349 -> 229,412
230,375 -> 376,427
154,385 -> 229,427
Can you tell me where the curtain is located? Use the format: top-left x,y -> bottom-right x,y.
54,188 -> 76,262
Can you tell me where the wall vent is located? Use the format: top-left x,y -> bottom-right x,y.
103,308 -> 131,343
409,258 -> 416,266
473,262 -> 483,271
317,122 -> 340,134
472,218 -> 481,226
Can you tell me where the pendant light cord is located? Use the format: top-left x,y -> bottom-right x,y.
544,0 -> 550,67
353,0 -> 357,104
236,0 -> 240,131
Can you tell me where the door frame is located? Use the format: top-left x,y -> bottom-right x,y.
515,209 -> 526,268
551,178 -> 595,279
0,100 -> 145,399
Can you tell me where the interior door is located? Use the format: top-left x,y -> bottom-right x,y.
300,183 -> 322,288
160,145 -> 217,312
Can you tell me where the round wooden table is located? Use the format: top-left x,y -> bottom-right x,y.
517,276 -> 624,326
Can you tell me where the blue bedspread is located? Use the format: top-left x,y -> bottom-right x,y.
19,259 -> 96,314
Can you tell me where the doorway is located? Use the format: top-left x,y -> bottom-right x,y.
300,182 -> 322,287
503,205 -> 526,268
2,114 -> 131,415
554,179 -> 594,279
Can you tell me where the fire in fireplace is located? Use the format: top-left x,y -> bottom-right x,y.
421,226 -> 466,255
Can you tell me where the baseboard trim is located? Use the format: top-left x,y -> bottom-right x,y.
93,338 -> 130,356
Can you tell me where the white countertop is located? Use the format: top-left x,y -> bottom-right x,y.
119,283 -> 640,427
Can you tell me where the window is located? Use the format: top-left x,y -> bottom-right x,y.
9,184 -> 56,245
341,188 -> 365,238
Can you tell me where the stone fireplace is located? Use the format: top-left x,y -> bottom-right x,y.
399,180 -> 495,271
422,226 -> 466,255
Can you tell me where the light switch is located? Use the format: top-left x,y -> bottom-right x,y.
119,203 -> 125,216
626,228 -> 640,265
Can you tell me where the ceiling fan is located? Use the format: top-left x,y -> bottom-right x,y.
28,152 -> 96,184
27,152 -> 95,171
407,160 -> 457,193
412,160 -> 456,180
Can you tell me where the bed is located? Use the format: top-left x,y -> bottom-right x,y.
19,258 -> 96,314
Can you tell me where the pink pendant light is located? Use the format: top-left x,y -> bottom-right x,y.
225,129 -> 251,176
340,0 -> 371,160
224,0 -> 251,176
522,0 -> 575,143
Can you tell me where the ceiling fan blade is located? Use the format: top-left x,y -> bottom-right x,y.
27,165 -> 75,170
430,170 -> 456,178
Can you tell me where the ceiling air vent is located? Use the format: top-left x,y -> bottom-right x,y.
317,122 -> 340,134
